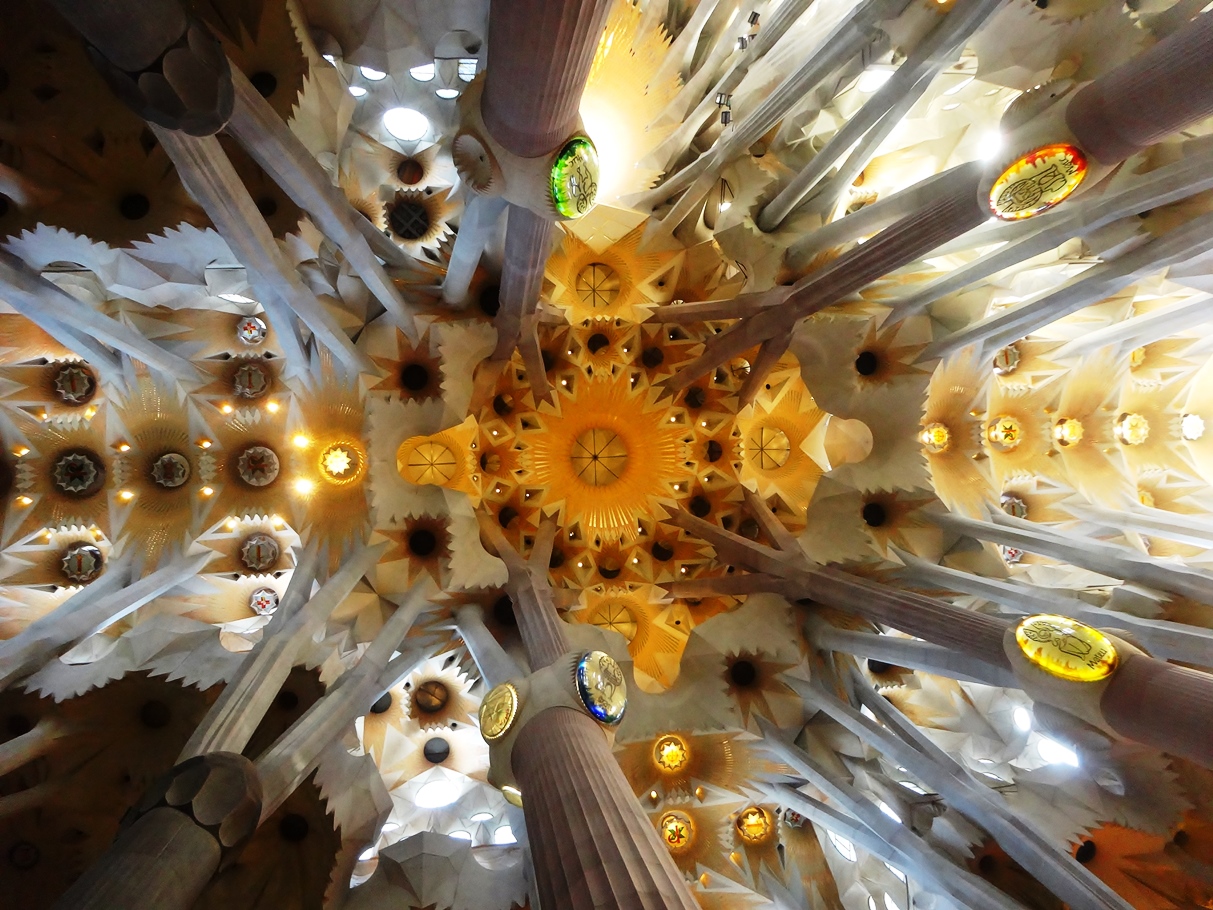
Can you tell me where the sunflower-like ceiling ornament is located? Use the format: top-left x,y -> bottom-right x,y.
546,220 -> 683,323
520,369 -> 688,540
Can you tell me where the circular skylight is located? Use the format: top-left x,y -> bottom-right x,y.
383,107 -> 430,142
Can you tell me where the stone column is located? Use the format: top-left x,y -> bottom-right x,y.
45,0 -> 233,135
481,0 -> 614,159
51,752 -> 261,910
1067,12 -> 1213,164
1101,654 -> 1213,767
478,519 -> 700,909
512,708 -> 700,910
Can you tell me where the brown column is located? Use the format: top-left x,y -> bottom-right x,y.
491,205 -> 555,360
52,752 -> 261,910
513,708 -> 700,910
482,0 -> 614,158
1101,654 -> 1213,768
1067,13 -> 1213,164
44,0 -> 232,134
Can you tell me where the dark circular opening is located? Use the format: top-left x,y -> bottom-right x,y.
408,529 -> 438,557
1034,0 -> 1048,8
279,813 -> 309,842
689,496 -> 711,518
862,503 -> 887,527
498,506 -> 518,528
8,841 -> 39,870
705,440 -> 723,463
6,714 -> 32,738
479,285 -> 501,317
729,659 -> 757,687
400,363 -> 430,391
397,158 -> 425,185
250,71 -> 278,97
370,692 -> 393,714
119,193 -> 151,220
641,347 -> 665,369
867,659 -> 893,674
549,548 -> 565,569
855,351 -> 879,376
388,201 -> 431,240
256,196 -> 278,218
493,394 -> 513,416
541,350 -> 556,372
587,333 -> 610,354
493,595 -> 516,626
275,690 -> 299,711
651,541 -> 675,562
738,517 -> 760,540
414,680 -> 449,713
423,737 -> 451,763
1173,829 -> 1189,847
684,387 -> 706,409
599,563 -> 621,579
139,700 -> 171,729
1075,840 -> 1096,864
977,854 -> 996,874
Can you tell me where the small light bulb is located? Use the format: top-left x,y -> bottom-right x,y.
201,486 -> 214,497
225,518 -> 238,530
265,400 -> 280,413
293,434 -> 310,448
294,478 -> 315,494
198,439 -> 212,449
13,446 -> 29,457
221,403 -> 234,414
118,490 -> 134,502
16,496 -> 32,506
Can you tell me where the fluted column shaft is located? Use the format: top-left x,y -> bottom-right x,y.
1067,12 -> 1213,164
44,0 -> 184,71
491,204 -> 554,359
482,0 -> 614,158
512,707 -> 700,910
52,808 -> 220,910
1102,655 -> 1213,767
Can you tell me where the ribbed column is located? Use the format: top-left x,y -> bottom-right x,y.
45,0 -> 184,71
512,574 -> 572,671
52,753 -> 261,910
1067,12 -> 1213,164
512,707 -> 700,910
46,0 -> 232,135
491,204 -> 554,359
805,567 -> 1014,670
1101,654 -> 1213,767
482,0 -> 614,158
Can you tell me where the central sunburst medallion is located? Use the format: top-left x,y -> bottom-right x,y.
524,373 -> 687,539
571,428 -> 628,486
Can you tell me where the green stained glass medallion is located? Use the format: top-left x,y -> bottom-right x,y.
550,136 -> 599,218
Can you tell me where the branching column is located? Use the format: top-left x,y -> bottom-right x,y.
481,518 -> 699,910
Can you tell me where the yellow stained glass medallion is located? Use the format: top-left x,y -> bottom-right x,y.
479,682 -> 520,742
653,734 -> 690,773
736,806 -> 774,844
990,143 -> 1088,220
318,440 -> 366,485
920,422 -> 951,454
986,416 -> 1023,452
1014,614 -> 1119,682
